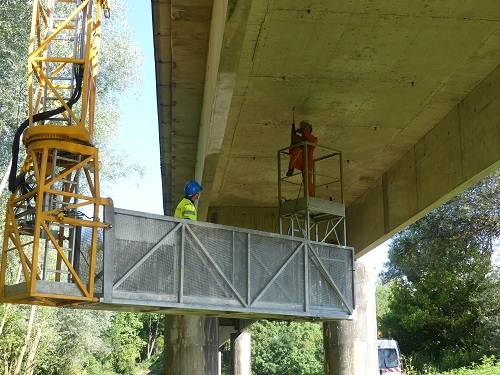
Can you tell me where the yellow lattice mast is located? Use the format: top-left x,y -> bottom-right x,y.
0,0 -> 111,307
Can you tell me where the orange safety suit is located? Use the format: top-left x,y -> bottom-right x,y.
289,126 -> 318,196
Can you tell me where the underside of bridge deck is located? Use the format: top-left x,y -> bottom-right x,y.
152,0 -> 500,255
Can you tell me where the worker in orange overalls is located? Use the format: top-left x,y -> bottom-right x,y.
286,120 -> 318,196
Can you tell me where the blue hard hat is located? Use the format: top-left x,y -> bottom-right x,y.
184,180 -> 203,196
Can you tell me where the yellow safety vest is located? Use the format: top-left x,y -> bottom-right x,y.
174,198 -> 197,220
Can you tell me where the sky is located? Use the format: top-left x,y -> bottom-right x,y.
110,0 -> 391,275
359,241 -> 390,277
108,1 -> 163,215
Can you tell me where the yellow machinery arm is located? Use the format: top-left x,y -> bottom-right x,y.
0,0 -> 111,307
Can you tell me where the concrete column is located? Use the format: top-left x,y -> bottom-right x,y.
164,315 -> 219,375
323,261 -> 378,375
230,332 -> 251,375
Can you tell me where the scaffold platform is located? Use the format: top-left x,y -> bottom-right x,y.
1,138 -> 355,320
90,206 -> 355,320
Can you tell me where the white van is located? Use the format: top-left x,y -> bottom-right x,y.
378,338 -> 403,374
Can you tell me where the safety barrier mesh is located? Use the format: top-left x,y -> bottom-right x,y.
105,209 -> 355,320
77,226 -> 104,294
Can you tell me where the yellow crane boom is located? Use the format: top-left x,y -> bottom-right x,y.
1,0 -> 111,307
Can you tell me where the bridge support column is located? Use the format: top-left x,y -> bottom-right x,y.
164,315 -> 219,375
230,332 -> 251,375
323,261 -> 377,375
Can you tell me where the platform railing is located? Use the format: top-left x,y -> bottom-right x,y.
100,206 -> 355,321
278,143 -> 346,244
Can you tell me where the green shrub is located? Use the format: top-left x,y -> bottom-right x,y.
402,355 -> 500,375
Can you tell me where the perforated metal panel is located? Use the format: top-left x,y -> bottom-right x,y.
98,207 -> 355,320
77,227 -> 105,294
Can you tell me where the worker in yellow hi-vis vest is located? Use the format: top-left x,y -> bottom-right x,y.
174,180 -> 203,220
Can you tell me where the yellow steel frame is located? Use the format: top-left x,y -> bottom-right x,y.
0,0 -> 111,307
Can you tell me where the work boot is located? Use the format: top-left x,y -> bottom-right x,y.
286,168 -> 294,177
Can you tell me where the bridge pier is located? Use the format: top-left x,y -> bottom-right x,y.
230,332 -> 251,375
323,261 -> 377,375
164,315 -> 219,375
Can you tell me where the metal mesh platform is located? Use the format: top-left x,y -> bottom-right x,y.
93,206 -> 355,321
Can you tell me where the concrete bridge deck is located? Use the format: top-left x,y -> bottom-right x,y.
153,0 -> 500,256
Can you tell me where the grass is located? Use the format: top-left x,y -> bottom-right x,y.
402,355 -> 500,375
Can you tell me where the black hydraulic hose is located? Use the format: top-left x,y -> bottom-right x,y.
9,64 -> 84,193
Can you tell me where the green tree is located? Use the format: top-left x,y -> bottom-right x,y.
0,0 -> 31,208
0,0 -> 144,198
479,269 -> 500,355
104,312 -> 146,374
29,308 -> 113,375
248,320 -> 323,375
0,0 -> 146,373
376,279 -> 391,322
137,313 -> 164,361
0,304 -> 30,374
380,171 -> 500,368
91,1 -> 145,190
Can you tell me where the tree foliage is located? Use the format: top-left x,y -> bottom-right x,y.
0,0 -> 31,212
33,308 -> 113,375
246,320 -> 323,375
137,313 -> 164,361
0,0 -> 30,138
104,312 -> 146,374
0,0 -> 144,197
375,279 -> 391,321
380,171 -> 500,368
0,1 -> 149,374
91,1 -> 145,191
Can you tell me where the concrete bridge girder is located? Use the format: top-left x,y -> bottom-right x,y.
154,0 -> 500,255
